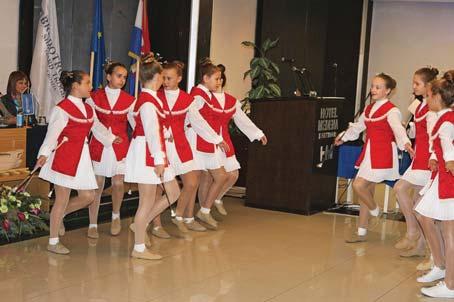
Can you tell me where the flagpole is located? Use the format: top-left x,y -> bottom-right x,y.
134,60 -> 140,99
89,51 -> 95,84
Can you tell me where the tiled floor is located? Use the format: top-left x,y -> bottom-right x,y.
0,198 -> 447,302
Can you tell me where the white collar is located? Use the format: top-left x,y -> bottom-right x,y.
141,88 -> 163,107
437,108 -> 452,117
67,95 -> 83,104
105,86 -> 120,95
374,98 -> 388,105
142,88 -> 157,97
165,88 -> 180,95
197,84 -> 211,96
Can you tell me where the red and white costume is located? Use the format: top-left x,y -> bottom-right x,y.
124,88 -> 175,184
87,86 -> 135,177
402,99 -> 437,186
342,99 -> 410,182
416,109 -> 454,220
212,91 -> 264,172
38,95 -> 115,190
185,84 -> 225,170
158,88 -> 198,175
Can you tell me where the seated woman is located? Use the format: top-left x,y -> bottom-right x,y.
0,71 -> 32,125
0,99 -> 14,125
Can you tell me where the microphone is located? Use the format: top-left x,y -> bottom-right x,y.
291,66 -> 307,74
281,57 -> 295,63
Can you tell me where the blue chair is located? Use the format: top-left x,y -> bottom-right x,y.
337,145 -> 362,179
336,145 -> 362,204
336,145 -> 412,212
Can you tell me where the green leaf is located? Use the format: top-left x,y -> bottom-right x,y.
269,38 -> 279,49
248,89 -> 256,99
257,86 -> 266,98
270,62 -> 280,75
250,66 -> 261,80
268,83 -> 281,96
243,70 -> 251,80
251,57 -> 261,67
241,41 -> 256,48
263,69 -> 274,80
257,58 -> 269,68
263,70 -> 276,81
254,85 -> 266,99
261,38 -> 271,53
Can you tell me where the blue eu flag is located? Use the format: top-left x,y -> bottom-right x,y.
90,0 -> 106,90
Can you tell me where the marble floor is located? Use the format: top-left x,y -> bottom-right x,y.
0,197 -> 449,302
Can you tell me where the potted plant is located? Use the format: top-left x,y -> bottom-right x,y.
230,38 -> 281,187
242,37 -> 281,105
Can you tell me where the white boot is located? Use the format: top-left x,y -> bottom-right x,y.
421,281 -> 454,298
417,266 -> 446,283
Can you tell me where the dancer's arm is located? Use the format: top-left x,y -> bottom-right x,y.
37,107 -> 68,158
388,109 -> 412,151
141,103 -> 166,165
232,100 -> 266,144
187,96 -> 223,144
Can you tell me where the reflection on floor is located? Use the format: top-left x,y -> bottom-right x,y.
0,197 -> 446,302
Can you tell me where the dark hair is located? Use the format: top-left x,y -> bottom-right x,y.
6,71 -> 29,96
430,73 -> 454,108
104,61 -> 127,75
375,72 -> 397,92
415,67 -> 439,84
60,70 -> 88,97
163,60 -> 185,77
443,70 -> 454,81
198,58 -> 220,83
138,53 -> 162,83
217,64 -> 227,88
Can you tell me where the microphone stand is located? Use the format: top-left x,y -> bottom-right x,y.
290,67 -> 302,96
282,58 -> 302,96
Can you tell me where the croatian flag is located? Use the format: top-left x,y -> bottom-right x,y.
127,0 -> 150,96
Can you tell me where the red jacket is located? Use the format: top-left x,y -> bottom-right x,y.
355,101 -> 397,169
190,87 -> 236,157
158,88 -> 194,163
132,91 -> 168,167
430,110 -> 454,200
89,88 -> 135,162
412,102 -> 430,170
51,99 -> 94,176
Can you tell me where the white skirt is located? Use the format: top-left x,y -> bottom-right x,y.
415,174 -> 454,220
401,166 -> 431,187
220,153 -> 241,173
39,143 -> 98,190
92,146 -> 125,177
165,139 -> 200,176
356,142 -> 400,183
124,137 -> 175,184
186,128 -> 223,171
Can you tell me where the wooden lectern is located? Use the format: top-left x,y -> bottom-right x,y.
245,97 -> 344,215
